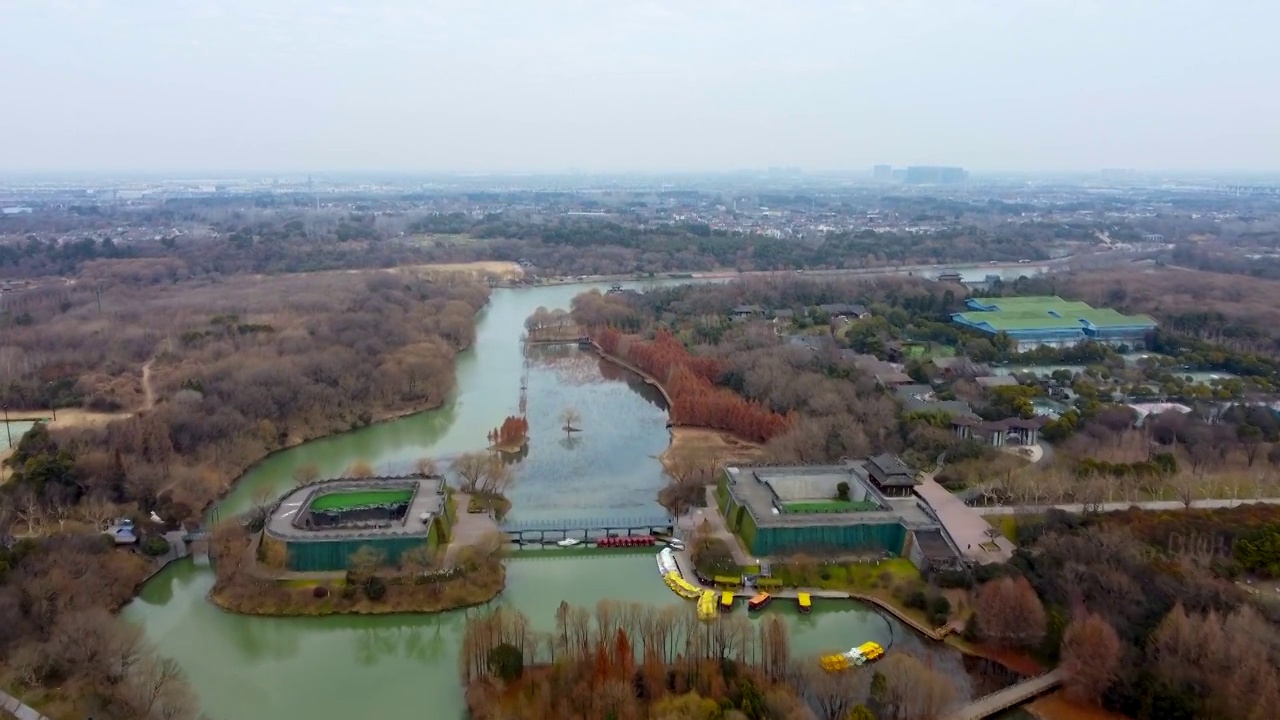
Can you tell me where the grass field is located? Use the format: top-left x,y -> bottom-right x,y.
309,489 -> 413,511
901,342 -> 957,359
781,500 -> 880,514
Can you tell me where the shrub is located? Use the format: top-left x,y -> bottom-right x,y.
141,536 -> 170,557
929,595 -> 952,625
364,576 -> 387,601
312,585 -> 330,599
905,589 -> 929,610
487,642 -> 524,681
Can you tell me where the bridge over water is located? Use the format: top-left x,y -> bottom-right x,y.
943,668 -> 1064,720
500,514 -> 673,543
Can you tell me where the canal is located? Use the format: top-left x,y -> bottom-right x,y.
123,280 -> 999,719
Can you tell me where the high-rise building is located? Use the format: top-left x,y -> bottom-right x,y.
904,166 -> 968,185
872,165 -> 893,182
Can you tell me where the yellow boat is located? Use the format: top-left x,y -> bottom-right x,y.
663,572 -> 700,599
719,591 -> 734,612
819,641 -> 886,671
798,592 -> 812,614
697,590 -> 718,621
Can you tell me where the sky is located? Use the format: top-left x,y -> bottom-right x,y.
1,0 -> 1278,174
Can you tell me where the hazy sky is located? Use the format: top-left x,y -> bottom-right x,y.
2,0 -> 1277,173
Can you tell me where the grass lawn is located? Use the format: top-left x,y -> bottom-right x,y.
782,500 -> 880,514
309,489 -> 412,511
770,557 -> 920,592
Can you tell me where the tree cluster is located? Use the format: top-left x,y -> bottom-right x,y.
594,327 -> 792,443
488,416 -> 530,448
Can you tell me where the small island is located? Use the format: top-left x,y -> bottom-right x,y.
210,473 -> 507,616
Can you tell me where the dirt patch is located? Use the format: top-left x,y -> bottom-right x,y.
660,427 -> 765,475
1028,692 -> 1131,720
400,261 -> 524,280
4,408 -> 132,430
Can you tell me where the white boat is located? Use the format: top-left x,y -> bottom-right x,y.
556,538 -> 582,547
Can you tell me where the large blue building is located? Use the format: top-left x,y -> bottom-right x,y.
952,296 -> 1157,350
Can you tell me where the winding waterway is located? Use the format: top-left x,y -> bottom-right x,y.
124,280 -> 1004,719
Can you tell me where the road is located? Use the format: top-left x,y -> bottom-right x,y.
977,497 -> 1280,516
518,257 -> 1077,289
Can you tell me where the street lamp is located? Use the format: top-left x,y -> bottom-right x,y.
3,404 -> 10,448
47,382 -> 56,422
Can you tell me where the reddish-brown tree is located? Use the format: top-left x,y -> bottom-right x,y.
1060,611 -> 1122,704
974,576 -> 1047,649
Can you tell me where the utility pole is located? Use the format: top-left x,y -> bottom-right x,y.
3,404 -> 11,448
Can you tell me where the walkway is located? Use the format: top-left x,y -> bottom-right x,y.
942,669 -> 1064,720
977,497 -> 1280,516
914,478 -> 1014,564
0,690 -> 51,720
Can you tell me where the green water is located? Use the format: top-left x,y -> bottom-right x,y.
123,282 -> 971,719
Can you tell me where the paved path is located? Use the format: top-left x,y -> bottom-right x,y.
0,690 -> 51,720
444,492 -> 500,565
915,477 -> 1014,564
942,669 -> 1064,720
977,497 -> 1280,516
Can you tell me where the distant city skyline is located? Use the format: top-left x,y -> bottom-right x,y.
3,0 -> 1278,174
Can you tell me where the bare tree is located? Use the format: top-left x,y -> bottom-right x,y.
292,463 -> 320,486
414,457 -> 439,476
560,407 -> 582,436
79,494 -> 122,532
450,452 -> 512,495
346,460 -> 376,479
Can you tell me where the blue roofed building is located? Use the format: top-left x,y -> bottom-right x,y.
952,296 -> 1157,350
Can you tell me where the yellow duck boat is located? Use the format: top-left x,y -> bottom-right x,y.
663,572 -> 700,599
697,590 -> 718,621
819,641 -> 885,671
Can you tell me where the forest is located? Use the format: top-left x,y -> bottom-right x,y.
1,200 -> 1067,282
1,267 -> 488,521
977,509 -> 1280,720
460,601 -> 964,720
0,263 -> 489,718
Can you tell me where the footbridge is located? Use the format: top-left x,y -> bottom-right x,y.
500,515 -> 672,544
943,668 -> 1065,720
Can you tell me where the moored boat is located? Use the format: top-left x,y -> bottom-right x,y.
719,591 -> 734,612
798,592 -> 811,614
747,592 -> 771,611
697,590 -> 718,621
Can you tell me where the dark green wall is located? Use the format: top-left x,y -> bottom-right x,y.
745,522 -> 906,557
284,533 -> 432,572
